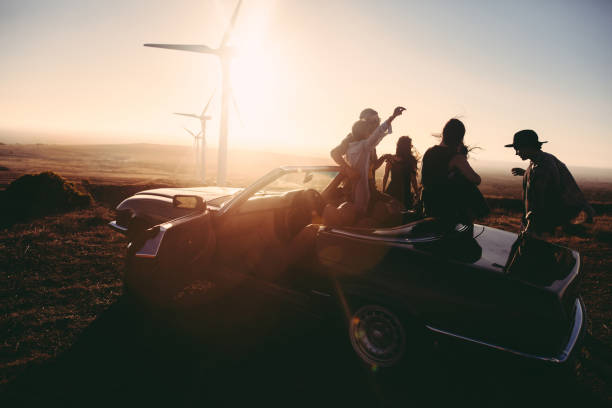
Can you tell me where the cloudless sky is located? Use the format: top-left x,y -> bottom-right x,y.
1,0 -> 611,168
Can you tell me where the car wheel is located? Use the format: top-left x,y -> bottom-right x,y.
349,304 -> 407,368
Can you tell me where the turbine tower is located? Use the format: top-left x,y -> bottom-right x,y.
145,0 -> 242,186
175,90 -> 216,183
183,127 -> 202,178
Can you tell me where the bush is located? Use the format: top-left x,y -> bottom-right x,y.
0,172 -> 93,227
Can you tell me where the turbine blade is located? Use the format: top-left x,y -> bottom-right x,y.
183,127 -> 197,137
201,89 -> 217,117
219,0 -> 242,48
174,112 -> 201,119
144,43 -> 217,54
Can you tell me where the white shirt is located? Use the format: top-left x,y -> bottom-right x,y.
345,119 -> 393,215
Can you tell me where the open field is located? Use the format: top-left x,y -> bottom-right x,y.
0,143 -> 333,188
1,143 -> 611,406
2,143 -> 611,200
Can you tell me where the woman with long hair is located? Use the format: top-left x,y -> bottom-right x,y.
421,118 -> 488,224
380,136 -> 420,209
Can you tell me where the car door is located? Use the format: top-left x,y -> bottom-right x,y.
314,223 -> 492,333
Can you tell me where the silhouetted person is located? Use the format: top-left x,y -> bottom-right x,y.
330,108 -> 382,183
506,129 -> 595,236
325,109 -> 383,227
381,136 -> 420,210
331,106 -> 406,216
421,119 -> 487,225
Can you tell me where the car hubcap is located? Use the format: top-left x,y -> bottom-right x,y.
349,305 -> 406,367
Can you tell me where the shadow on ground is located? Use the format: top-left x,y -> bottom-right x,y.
2,296 -> 609,408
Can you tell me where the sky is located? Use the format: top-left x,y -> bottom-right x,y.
1,0 -> 611,168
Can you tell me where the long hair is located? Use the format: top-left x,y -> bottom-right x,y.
442,118 -> 465,149
396,136 -> 419,172
433,118 -> 480,157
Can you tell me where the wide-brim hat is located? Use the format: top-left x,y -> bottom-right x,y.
505,129 -> 547,148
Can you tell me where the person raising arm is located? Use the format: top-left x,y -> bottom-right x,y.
345,106 -> 406,216
330,108 -> 383,181
331,135 -> 360,181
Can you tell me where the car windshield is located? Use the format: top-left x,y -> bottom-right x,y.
255,169 -> 339,196
207,194 -> 236,208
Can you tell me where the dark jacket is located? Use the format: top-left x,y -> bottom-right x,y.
421,145 -> 488,223
523,151 -> 594,233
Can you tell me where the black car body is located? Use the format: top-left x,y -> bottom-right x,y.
110,166 -> 585,367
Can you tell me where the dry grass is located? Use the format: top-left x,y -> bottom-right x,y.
0,171 -> 93,227
0,206 -> 125,388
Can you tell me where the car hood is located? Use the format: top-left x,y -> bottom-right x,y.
135,186 -> 242,207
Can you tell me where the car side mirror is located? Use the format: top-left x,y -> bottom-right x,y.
173,195 -> 206,212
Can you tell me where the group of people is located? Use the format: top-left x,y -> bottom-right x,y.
327,106 -> 595,238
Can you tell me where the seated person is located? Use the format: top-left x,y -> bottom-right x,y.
330,107 -> 384,190
331,106 -> 406,218
366,198 -> 403,227
321,174 -> 358,227
321,171 -> 402,228
421,118 -> 487,227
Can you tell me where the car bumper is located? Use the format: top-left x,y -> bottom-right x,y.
426,297 -> 586,364
553,297 -> 586,363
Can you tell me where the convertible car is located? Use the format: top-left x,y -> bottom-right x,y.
109,166 -> 585,367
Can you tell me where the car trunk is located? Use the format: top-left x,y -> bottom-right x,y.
472,227 -> 582,359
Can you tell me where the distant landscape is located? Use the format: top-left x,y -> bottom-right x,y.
0,143 -> 332,188
1,143 -> 611,202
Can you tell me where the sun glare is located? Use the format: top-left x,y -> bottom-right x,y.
231,49 -> 278,122
228,1 -> 284,148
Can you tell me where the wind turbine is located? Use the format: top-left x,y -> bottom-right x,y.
175,90 -> 216,183
183,127 -> 202,178
145,0 -> 243,186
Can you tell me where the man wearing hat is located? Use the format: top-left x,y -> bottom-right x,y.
506,129 -> 595,236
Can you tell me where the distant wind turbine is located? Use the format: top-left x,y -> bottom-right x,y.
175,90 -> 216,183
145,0 -> 243,186
183,127 -> 202,178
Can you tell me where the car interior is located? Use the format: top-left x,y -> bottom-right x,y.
210,170 -> 485,280
213,188 -> 325,281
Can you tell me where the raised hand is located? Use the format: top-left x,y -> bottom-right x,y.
511,167 -> 525,176
392,106 -> 406,117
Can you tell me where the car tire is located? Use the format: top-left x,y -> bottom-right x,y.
348,304 -> 408,368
